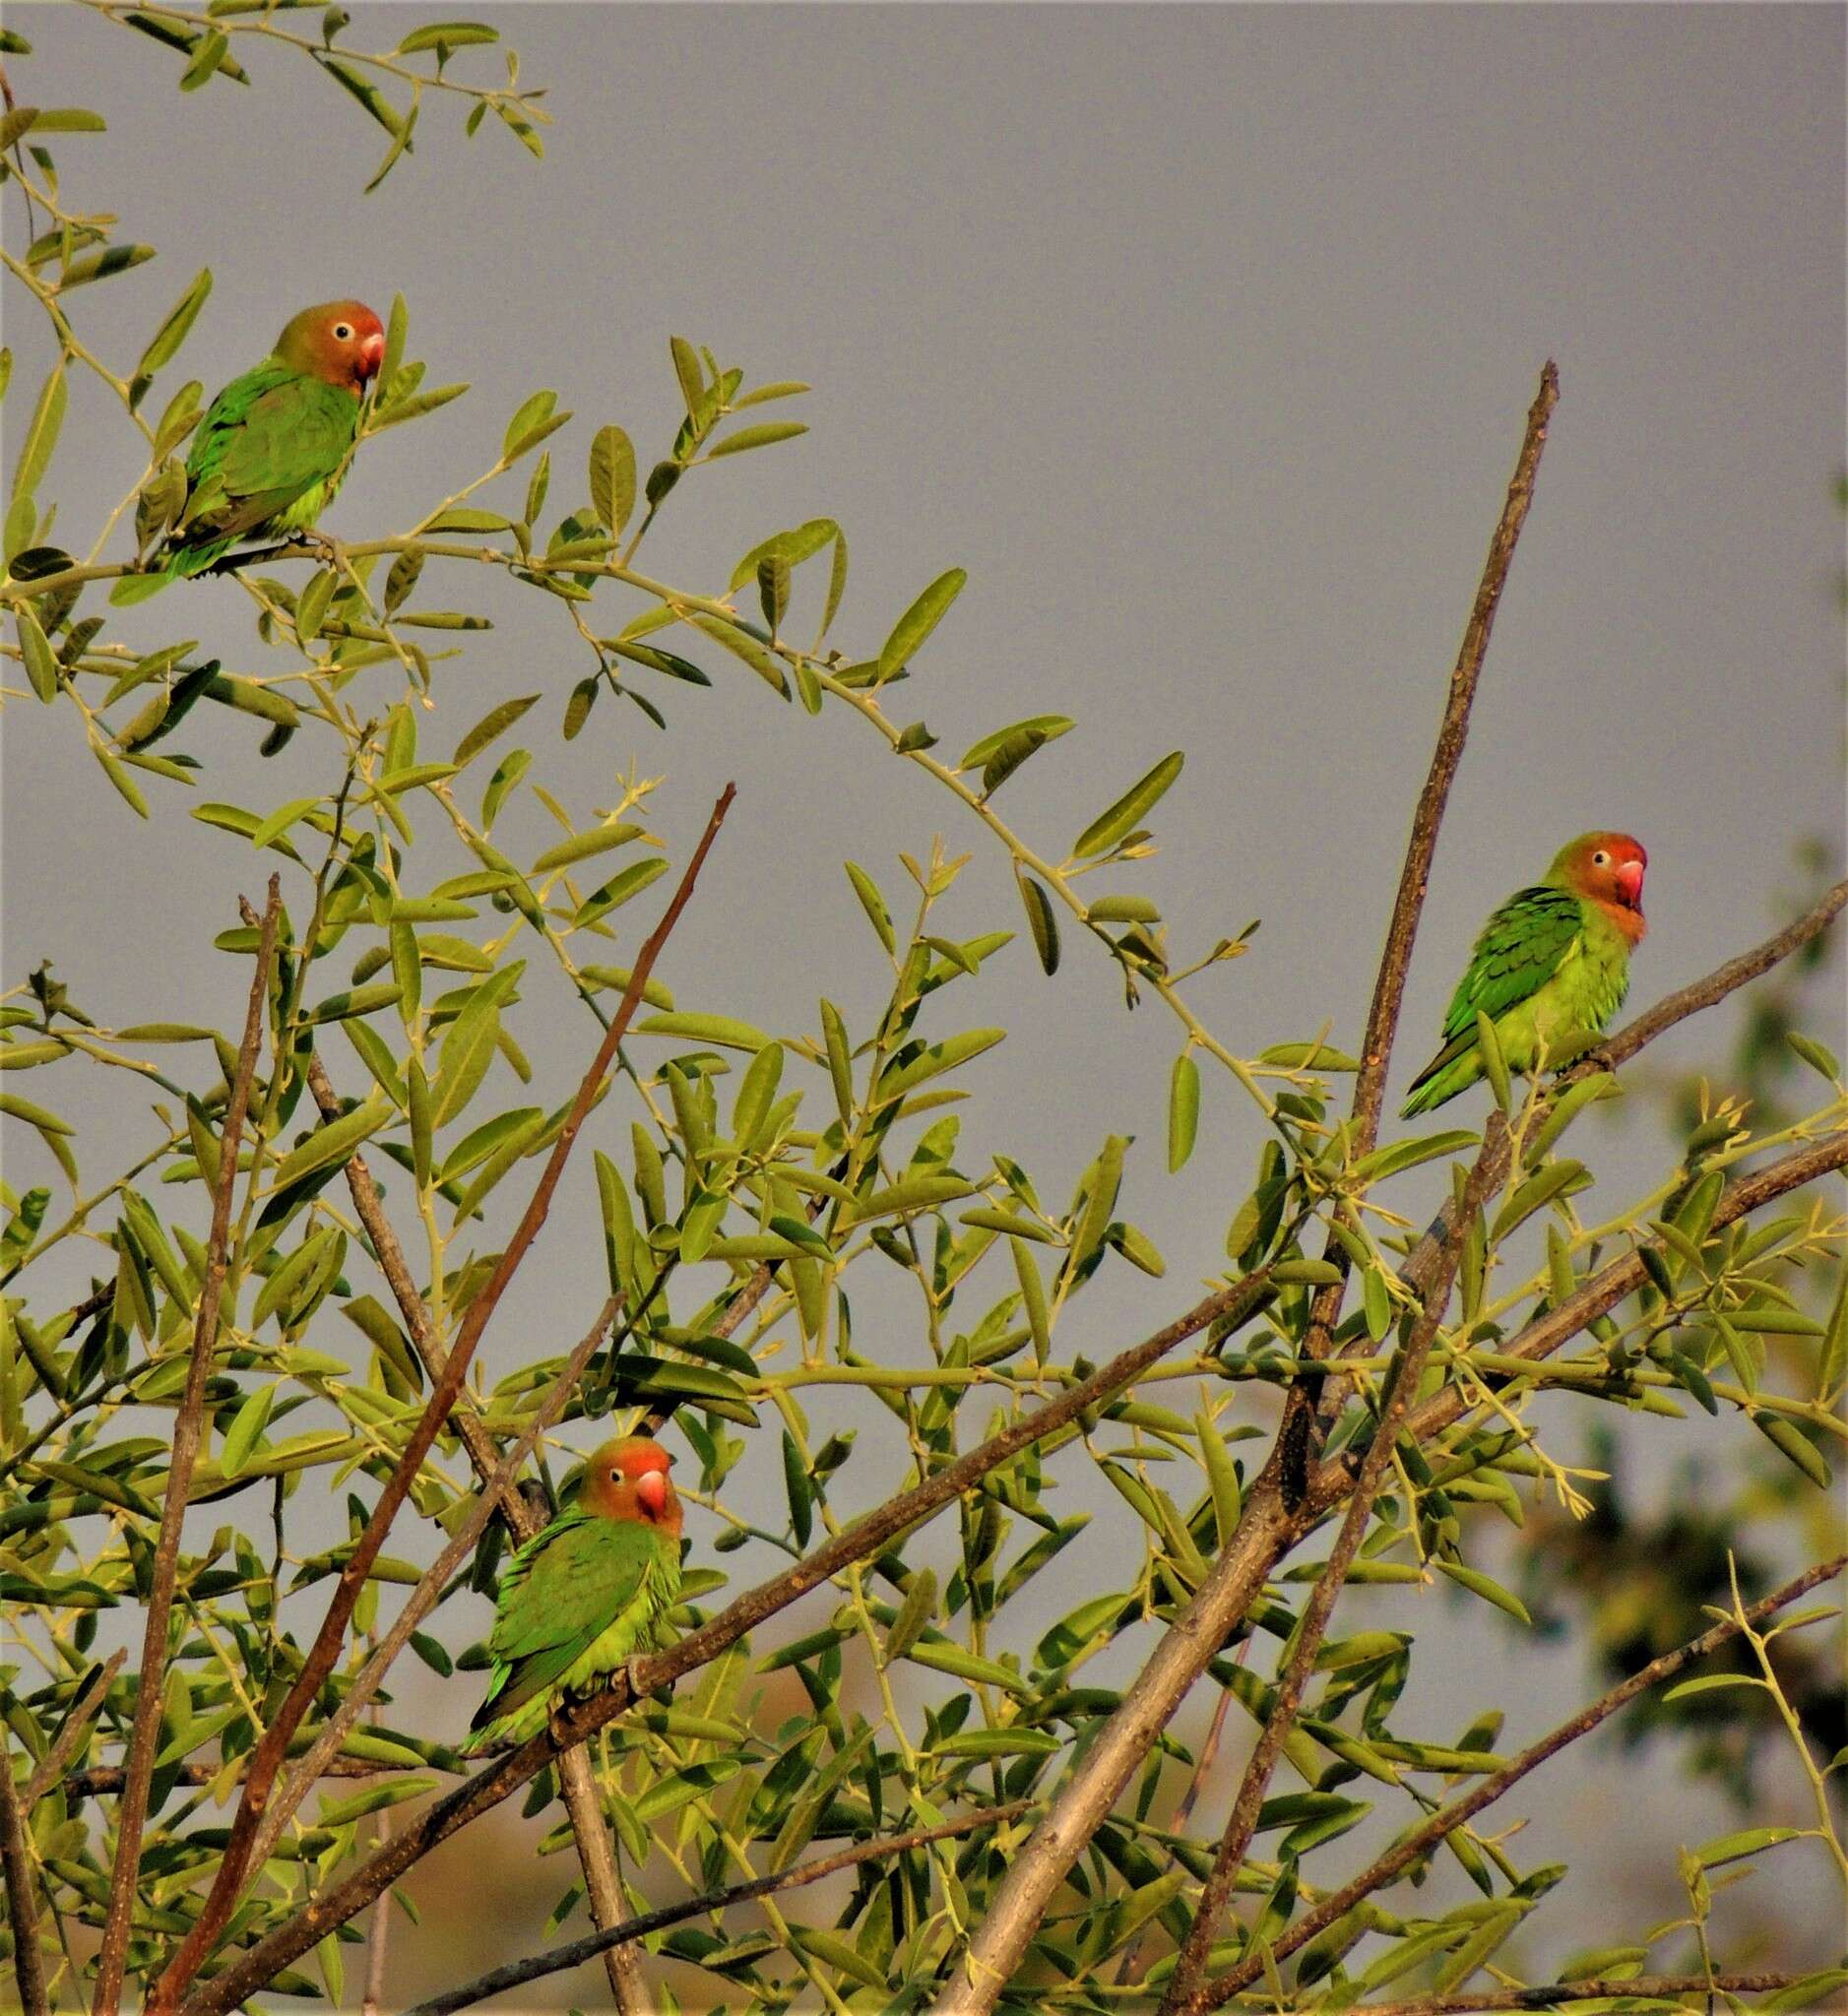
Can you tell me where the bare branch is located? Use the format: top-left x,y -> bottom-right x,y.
1305,1976 -> 1813,2016
147,788 -> 734,2016
1160,1130 -> 1504,2014
21,1651 -> 124,1807
1280,361 -> 1562,1509
1190,1552 -> 1845,2007
2,1734 -> 49,2016
177,1263 -> 1280,2016
404,1803 -> 1034,2016
93,877 -> 282,2016
59,1756 -> 420,1797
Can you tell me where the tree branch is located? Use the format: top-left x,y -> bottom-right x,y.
21,1651 -> 125,1808
2,1734 -> 49,2016
1188,1552 -> 1845,2007
177,1263 -> 1280,2016
93,877 -> 282,2016
1160,1129 -> 1505,2014
147,787 -> 734,2016
300,1052 -> 649,2012
1280,361 -> 1561,1510
404,1803 -> 1034,2016
1305,1976 -> 1813,2016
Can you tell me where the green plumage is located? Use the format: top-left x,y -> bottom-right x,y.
463,1509 -> 680,1752
1401,881 -> 1632,1118
159,361 -> 361,579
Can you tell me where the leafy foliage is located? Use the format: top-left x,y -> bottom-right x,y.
0,20 -> 1844,2016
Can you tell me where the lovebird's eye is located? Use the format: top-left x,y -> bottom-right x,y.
334,324 -> 352,341
1592,850 -> 1609,866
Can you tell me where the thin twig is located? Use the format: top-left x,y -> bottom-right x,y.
1298,1976 -> 1812,2016
93,878 -> 281,2016
148,788 -> 733,2016
403,1803 -> 1033,2016
1281,360 -> 1561,1510
1187,1553 -> 1846,2007
1160,1128 -> 1505,2015
2,1735 -> 49,2016
21,1651 -> 125,1807
59,1756 -> 415,1797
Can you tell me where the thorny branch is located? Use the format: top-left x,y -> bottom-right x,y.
93,877 -> 282,2016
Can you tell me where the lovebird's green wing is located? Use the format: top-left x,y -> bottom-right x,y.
1402,884 -> 1584,1114
166,365 -> 358,572
470,1514 -> 662,1735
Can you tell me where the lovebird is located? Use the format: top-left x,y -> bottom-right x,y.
463,1437 -> 684,1752
154,299 -> 385,580
1400,832 -> 1648,1118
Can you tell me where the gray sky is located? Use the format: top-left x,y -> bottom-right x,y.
3,3 -> 1844,1999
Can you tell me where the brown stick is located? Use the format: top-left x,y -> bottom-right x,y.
403,1803 -> 1034,2016
60,1756 -> 417,1797
21,1650 -> 125,1807
1160,1130 -> 1503,2015
177,1264 -> 1279,2016
1281,360 -> 1561,1509
1291,1977 -> 1812,2016
93,878 -> 282,2016
148,787 -> 733,2016
300,1054 -> 645,2011
1182,1552 -> 1846,2008
2,1734 -> 49,2016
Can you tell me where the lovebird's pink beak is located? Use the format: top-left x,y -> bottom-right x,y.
358,330 -> 385,383
635,1470 -> 669,1515
1615,859 -> 1645,908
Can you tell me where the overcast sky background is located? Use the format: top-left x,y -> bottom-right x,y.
3,3 -> 1844,2002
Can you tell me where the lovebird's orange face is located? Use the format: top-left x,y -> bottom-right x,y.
277,300 -> 386,393
581,1436 -> 683,1538
1555,831 -> 1648,942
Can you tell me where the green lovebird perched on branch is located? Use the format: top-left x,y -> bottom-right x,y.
463,1437 -> 685,1752
1400,831 -> 1649,1117
151,298 -> 385,581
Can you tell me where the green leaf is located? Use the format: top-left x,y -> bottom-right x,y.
634,1012 -> 772,1053
781,1430 -> 811,1546
11,358 -> 65,504
843,861 -> 895,955
15,606 -> 58,703
689,615 -> 788,698
873,1029 -> 1005,1103
1168,1052 -> 1200,1172
588,423 -> 636,539
882,1569 -> 937,1669
317,1776 -> 438,1826
1072,750 -> 1182,858
394,19 -> 499,53
844,1176 -> 979,1224
1434,1557 -> 1532,1624
271,1093 -> 392,1189
502,388 -> 565,462
877,567 -> 966,680
220,1382 -> 276,1479
1753,1413 -> 1831,1488
961,715 -> 1075,772
452,693 -> 538,768
573,856 -> 669,928
669,335 -> 705,418
1695,1824 -> 1802,1867
1786,1030 -> 1841,1083
1002,874 -> 1058,978
318,55 -> 404,136
1087,894 -> 1162,924
708,420 -> 807,460
530,824 -> 645,875
1351,1129 -> 1478,1185
728,518 -> 838,592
